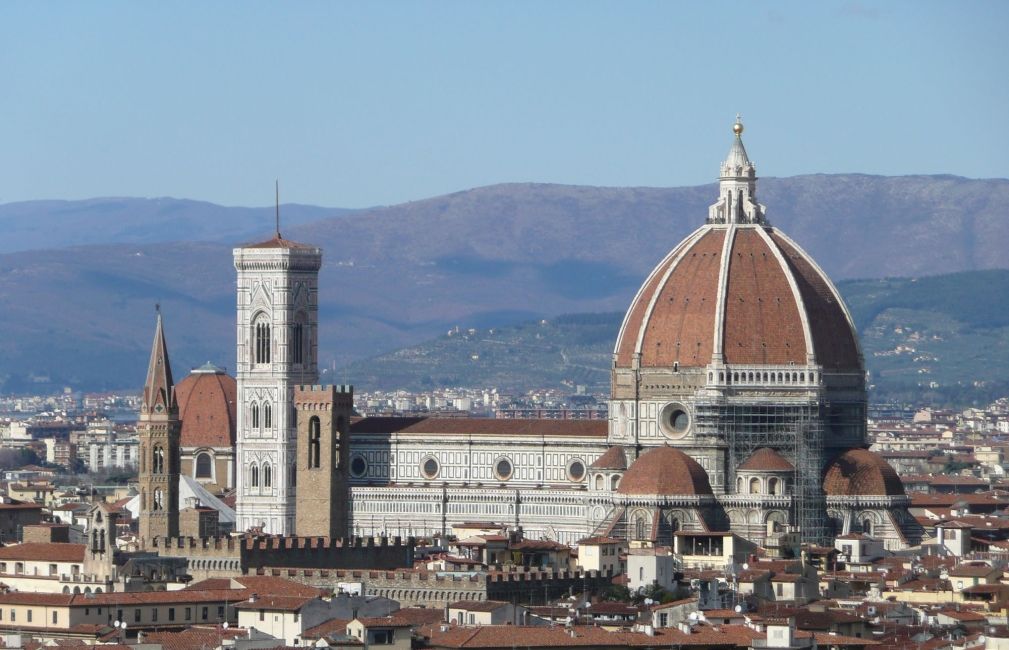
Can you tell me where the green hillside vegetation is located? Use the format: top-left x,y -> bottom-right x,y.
344,270 -> 1009,407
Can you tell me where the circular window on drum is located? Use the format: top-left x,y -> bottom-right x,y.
494,457 -> 514,481
567,459 -> 586,482
421,456 -> 440,479
658,402 -> 691,439
350,455 -> 367,478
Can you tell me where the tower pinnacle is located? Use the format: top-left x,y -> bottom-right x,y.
707,116 -> 766,225
142,310 -> 176,417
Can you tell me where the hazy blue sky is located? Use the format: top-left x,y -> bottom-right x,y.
1,1 -> 1006,208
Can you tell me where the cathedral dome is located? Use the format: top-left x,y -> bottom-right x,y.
738,448 -> 795,472
823,448 -> 905,497
175,363 -> 237,449
612,121 -> 861,375
617,447 -> 713,497
590,446 -> 628,470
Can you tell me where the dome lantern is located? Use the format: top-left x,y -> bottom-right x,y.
708,115 -> 766,225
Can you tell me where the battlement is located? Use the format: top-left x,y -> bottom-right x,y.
294,384 -> 354,410
151,536 -> 241,557
254,566 -> 605,584
243,535 -> 410,551
268,566 -> 614,606
150,534 -> 414,576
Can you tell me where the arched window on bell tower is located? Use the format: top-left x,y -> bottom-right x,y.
308,417 -> 321,469
290,318 -> 305,365
153,446 -> 164,474
251,402 -> 260,429
263,402 -> 272,429
253,316 -> 271,365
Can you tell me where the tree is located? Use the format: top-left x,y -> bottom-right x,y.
0,448 -> 42,471
603,584 -> 631,602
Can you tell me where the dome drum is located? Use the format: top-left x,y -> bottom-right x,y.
613,494 -> 715,508
708,365 -> 821,389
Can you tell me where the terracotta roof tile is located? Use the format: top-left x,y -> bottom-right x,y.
634,228 -> 725,368
723,228 -> 806,365
351,417 -> 606,437
176,370 -> 237,448
589,446 -> 627,470
614,233 -> 696,367
0,542 -> 85,562
615,225 -> 861,374
737,448 -> 795,472
617,447 -> 713,496
232,576 -> 324,597
234,596 -> 315,611
243,235 -> 317,250
300,618 -> 352,640
823,449 -> 906,497
144,628 -> 247,650
771,232 -> 861,371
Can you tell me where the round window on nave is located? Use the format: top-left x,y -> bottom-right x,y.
494,457 -> 513,481
350,455 -> 367,478
421,456 -> 440,479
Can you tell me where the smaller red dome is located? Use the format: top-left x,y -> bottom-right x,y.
175,364 -> 236,449
590,446 -> 628,470
823,449 -> 905,497
738,448 -> 795,472
617,447 -> 713,497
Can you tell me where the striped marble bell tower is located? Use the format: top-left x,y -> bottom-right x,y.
233,229 -> 321,535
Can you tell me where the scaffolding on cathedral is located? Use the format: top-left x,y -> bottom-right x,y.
693,396 -> 829,545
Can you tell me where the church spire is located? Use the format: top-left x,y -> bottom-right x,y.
141,307 -> 176,417
707,115 -> 766,225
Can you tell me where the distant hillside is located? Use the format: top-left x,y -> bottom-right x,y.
0,174 -> 1007,394
0,198 -> 353,254
343,270 -> 1009,407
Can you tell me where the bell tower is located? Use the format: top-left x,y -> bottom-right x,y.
138,310 -> 180,546
233,233 -> 321,535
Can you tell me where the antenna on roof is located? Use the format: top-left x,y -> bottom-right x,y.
275,179 -> 281,239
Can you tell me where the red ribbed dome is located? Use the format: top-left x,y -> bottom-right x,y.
823,449 -> 905,497
617,447 -> 713,497
590,446 -> 627,470
738,448 -> 795,472
613,225 -> 861,373
175,364 -> 237,449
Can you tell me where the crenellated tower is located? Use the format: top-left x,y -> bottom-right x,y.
294,384 -> 354,538
233,232 -> 321,535
138,311 -> 181,546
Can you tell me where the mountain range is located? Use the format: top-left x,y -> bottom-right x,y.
0,173 -> 1006,395
344,270 -> 1009,406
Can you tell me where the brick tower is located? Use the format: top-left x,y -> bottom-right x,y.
138,311 -> 180,546
294,384 -> 354,538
